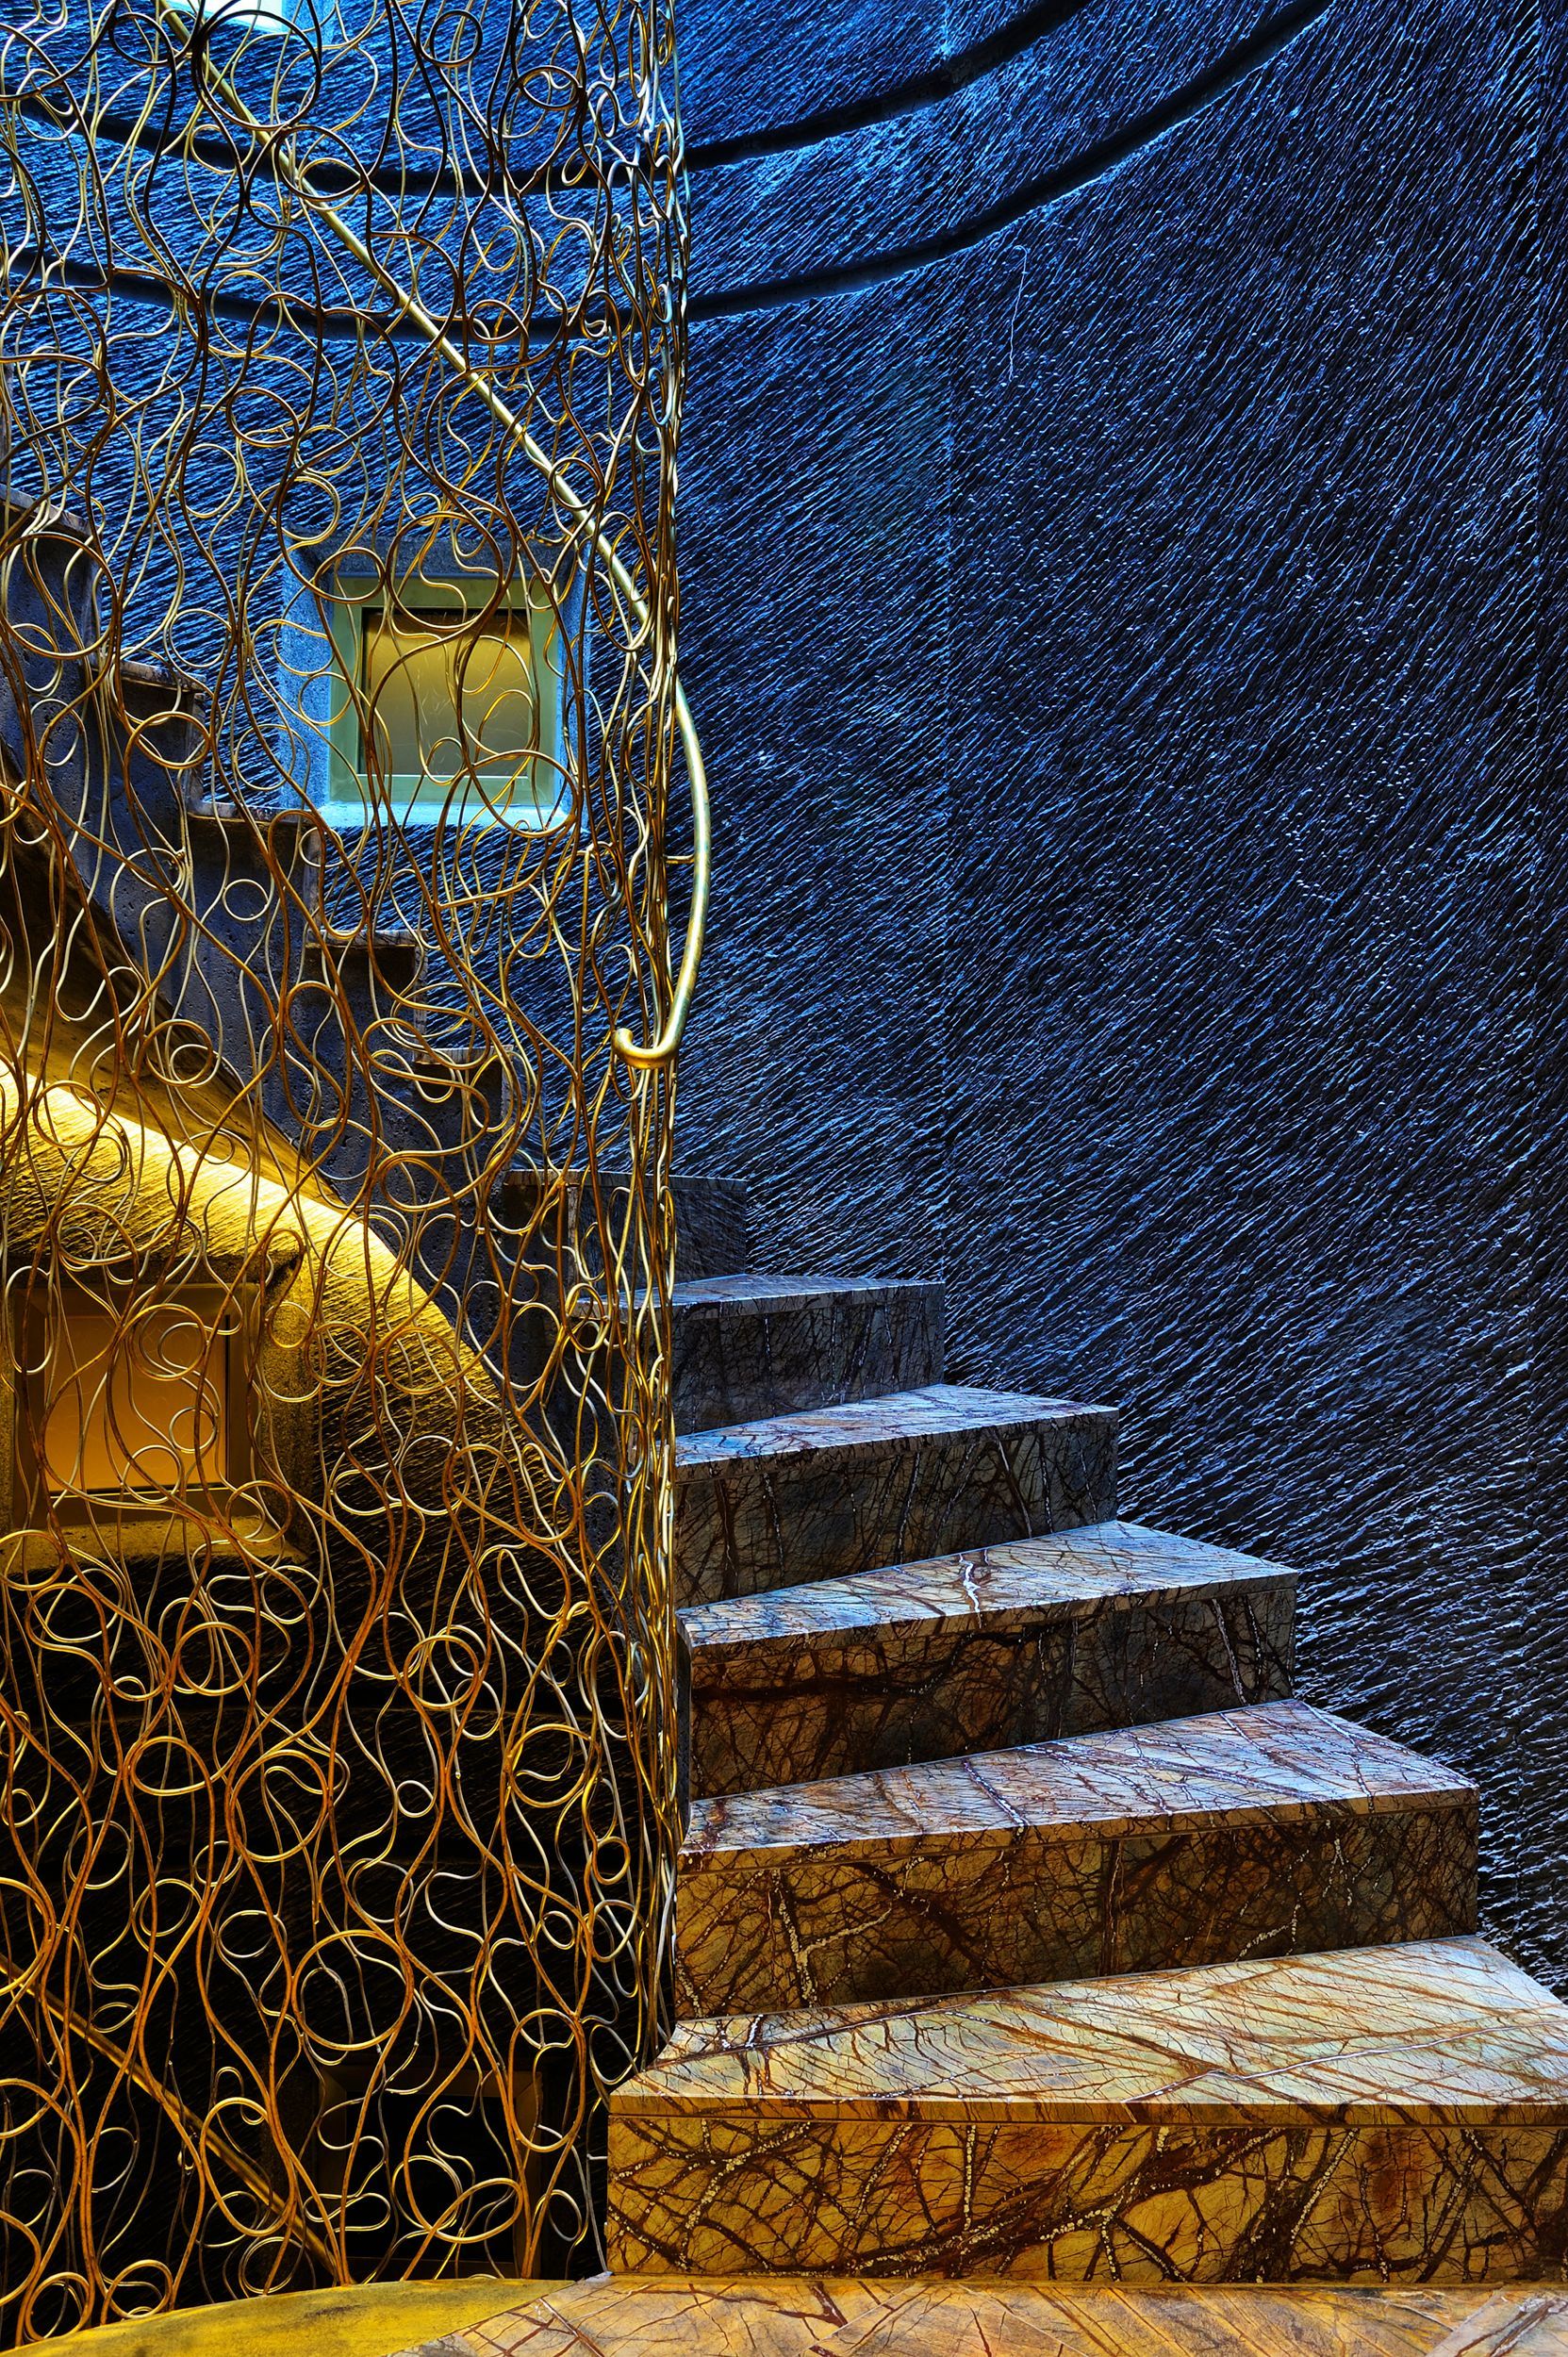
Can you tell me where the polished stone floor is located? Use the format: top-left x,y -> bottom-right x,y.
415,2275 -> 1568,2355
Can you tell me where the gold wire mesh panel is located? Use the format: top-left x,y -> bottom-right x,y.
0,0 -> 689,2333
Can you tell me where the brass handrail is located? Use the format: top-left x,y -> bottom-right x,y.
153,13 -> 708,1070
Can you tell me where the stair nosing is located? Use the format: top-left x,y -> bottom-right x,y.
672,1273 -> 942,1317
676,1382 -> 1115,1472
680,1520 -> 1296,1654
679,1699 -> 1476,1865
612,1937 -> 1568,2127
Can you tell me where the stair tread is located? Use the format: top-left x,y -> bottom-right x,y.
681,1699 -> 1473,1862
616,1937 -> 1568,2123
677,1381 -> 1110,1467
431,2278 -> 1566,2357
672,1272 -> 938,1313
681,1518 -> 1293,1653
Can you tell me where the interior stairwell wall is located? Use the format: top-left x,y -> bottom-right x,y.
672,0 -> 1568,1989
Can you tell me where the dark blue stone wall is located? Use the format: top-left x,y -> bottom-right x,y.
673,0 -> 1568,1986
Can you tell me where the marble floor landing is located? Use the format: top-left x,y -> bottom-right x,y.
407,2275 -> 1568,2356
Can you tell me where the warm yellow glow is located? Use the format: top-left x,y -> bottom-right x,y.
39,1302 -> 230,1495
363,605 -> 537,800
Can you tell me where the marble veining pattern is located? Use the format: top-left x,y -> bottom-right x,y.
607,1941 -> 1568,2279
799,2282 -> 1568,2357
674,1701 -> 1477,2011
406,2278 -> 1568,2356
674,1384 -> 1118,1607
683,1522 -> 1296,1794
672,1274 -> 944,1433
413,2275 -> 886,2355
625,1939 -> 1568,2120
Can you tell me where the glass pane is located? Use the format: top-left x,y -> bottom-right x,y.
362,607 -> 538,803
40,1305 -> 229,1496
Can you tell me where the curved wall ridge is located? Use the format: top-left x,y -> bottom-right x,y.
685,0 -> 1097,168
675,0 -> 1568,1990
685,0 -> 1315,312
676,0 -> 945,159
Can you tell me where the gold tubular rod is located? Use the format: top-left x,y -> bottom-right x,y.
156,16 -> 707,1069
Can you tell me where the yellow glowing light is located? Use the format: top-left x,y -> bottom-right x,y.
363,606 -> 538,804
38,1302 -> 230,1496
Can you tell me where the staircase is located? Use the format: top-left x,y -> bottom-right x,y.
10,504 -> 1568,2334
595,1178 -> 1568,2293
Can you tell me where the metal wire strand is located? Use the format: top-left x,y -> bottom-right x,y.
0,0 -> 688,2334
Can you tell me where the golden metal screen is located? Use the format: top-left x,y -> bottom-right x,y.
0,0 -> 693,2333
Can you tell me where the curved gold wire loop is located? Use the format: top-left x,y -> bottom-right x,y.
157,9 -> 710,1071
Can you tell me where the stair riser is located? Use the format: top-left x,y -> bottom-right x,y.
673,1178 -> 751,1280
495,1172 -> 747,1277
687,1577 -> 1294,1797
675,1413 -> 1117,1608
606,2110 -> 1568,2282
674,1286 -> 944,1433
674,1796 -> 1477,2013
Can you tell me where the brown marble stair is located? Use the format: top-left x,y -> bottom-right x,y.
607,1937 -> 1568,2282
673,1698 -> 1477,2013
408,2275 -> 1568,2354
671,1273 -> 945,1433
674,1382 -> 1117,1607
682,1518 -> 1296,1796
641,1199 -> 1568,2298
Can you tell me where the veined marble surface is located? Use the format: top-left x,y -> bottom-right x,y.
416,2277 -> 884,2356
683,1522 -> 1296,1794
608,1940 -> 1568,2279
674,1384 -> 1118,1606
675,1700 -> 1477,2011
671,1273 -> 944,1433
684,1521 -> 1297,1647
408,2276 -> 1568,2356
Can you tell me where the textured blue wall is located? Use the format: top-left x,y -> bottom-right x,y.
673,0 -> 1568,1986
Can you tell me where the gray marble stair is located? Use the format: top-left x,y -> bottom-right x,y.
681,1519 -> 1296,1796
672,1698 -> 1477,2013
672,1273 -> 945,1433
672,1176 -> 752,1279
674,1382 -> 1117,1608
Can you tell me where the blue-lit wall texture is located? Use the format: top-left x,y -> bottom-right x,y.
672,0 -> 1568,1986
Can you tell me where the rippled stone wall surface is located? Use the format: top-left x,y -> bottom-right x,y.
670,0 -> 1568,1988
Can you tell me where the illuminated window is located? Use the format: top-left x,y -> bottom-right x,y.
325,579 -> 568,832
11,1287 -> 252,1534
37,1301 -> 230,1496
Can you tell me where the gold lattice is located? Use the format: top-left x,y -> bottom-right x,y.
0,0 -> 689,2333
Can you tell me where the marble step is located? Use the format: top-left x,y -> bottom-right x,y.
495,1169 -> 751,1282
674,1383 -> 1117,1608
671,1273 -> 945,1434
410,2276 -> 1568,2356
608,1936 -> 1568,2282
682,1519 -> 1296,1797
674,1699 -> 1477,2013
671,1176 -> 752,1280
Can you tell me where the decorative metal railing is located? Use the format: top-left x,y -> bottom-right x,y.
0,0 -> 692,2334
